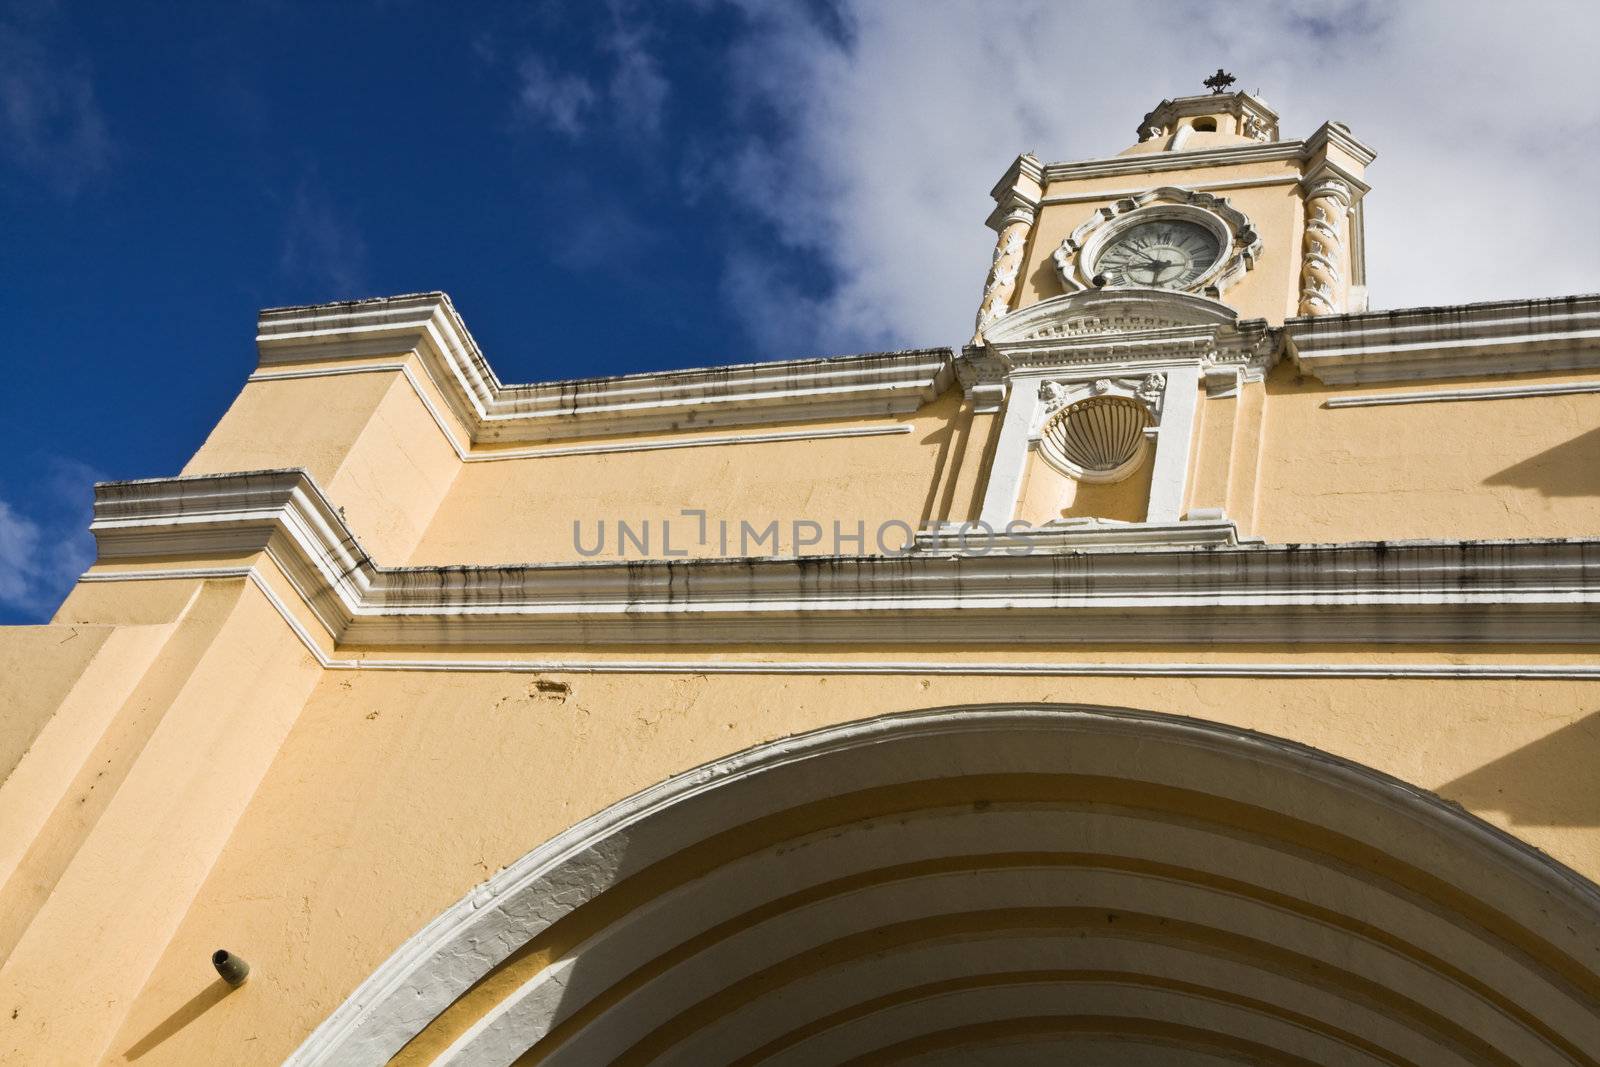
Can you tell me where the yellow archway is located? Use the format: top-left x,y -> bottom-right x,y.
290,706 -> 1600,1066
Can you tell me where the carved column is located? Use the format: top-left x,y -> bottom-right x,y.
1298,177 -> 1352,316
971,195 -> 1035,344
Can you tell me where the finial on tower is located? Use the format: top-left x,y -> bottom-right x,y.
1203,69 -> 1236,95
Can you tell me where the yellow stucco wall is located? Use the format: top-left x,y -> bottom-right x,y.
1016,450 -> 1153,525
0,578 -> 321,1065
1256,366 -> 1600,543
25,651 -> 1590,1065
186,363 -> 460,561
406,391 -> 984,565
160,360 -> 1600,560
186,369 -> 399,486
0,625 -> 110,781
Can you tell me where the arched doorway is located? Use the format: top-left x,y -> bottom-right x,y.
290,705 -> 1600,1065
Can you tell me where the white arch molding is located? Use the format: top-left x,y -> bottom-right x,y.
287,705 -> 1600,1066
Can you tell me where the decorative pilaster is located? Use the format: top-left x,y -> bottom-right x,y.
1144,364 -> 1199,523
1298,177 -> 1352,316
972,153 -> 1042,344
972,195 -> 1035,343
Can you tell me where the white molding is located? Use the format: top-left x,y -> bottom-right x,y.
249,364 -> 913,459
1039,122 -> 1374,186
1303,119 -> 1378,170
251,362 -> 471,456
916,517 -> 1255,552
86,469 -> 1600,648
975,376 -> 1038,527
1286,293 -> 1600,385
1324,380 -> 1600,409
967,381 -> 1006,414
964,289 -> 1275,393
1039,174 -> 1300,206
83,565 -> 257,582
1043,141 -> 1306,182
255,294 -> 954,444
1204,365 -> 1243,397
982,152 -> 1043,231
1145,364 -> 1199,523
503,423 -> 914,457
73,571 -> 1600,679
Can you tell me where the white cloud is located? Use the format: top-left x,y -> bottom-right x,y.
280,178 -> 369,296
518,56 -> 598,137
719,246 -> 828,356
0,456 -> 101,620
516,7 -> 670,142
715,0 -> 1600,355
606,24 -> 670,137
0,500 -> 43,611
0,8 -> 114,194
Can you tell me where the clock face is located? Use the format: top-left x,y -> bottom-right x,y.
1093,219 -> 1222,290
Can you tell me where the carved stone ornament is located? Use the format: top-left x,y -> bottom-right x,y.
1033,375 -> 1165,435
958,288 -> 1278,402
1051,187 -> 1261,298
971,187 -> 1038,343
1032,375 -> 1164,483
1298,176 -> 1352,316
1136,372 -> 1165,404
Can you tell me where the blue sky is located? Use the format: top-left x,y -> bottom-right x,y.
1,0 -> 842,621
3,0 -> 1598,621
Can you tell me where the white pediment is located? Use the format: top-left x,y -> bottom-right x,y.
957,288 -> 1275,403
981,287 -> 1239,346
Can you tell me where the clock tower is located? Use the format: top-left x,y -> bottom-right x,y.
959,85 -> 1375,535
974,86 -> 1375,337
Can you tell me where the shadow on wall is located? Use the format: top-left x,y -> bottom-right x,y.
123,979 -> 232,1060
1440,710 -> 1600,827
1483,425 -> 1600,498
918,415 -> 958,527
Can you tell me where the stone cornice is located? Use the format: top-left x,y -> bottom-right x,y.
1039,124 -> 1375,188
1300,157 -> 1370,201
915,517 -> 1256,551
257,294 -> 955,444
958,289 -> 1277,391
89,469 -> 1600,648
983,152 -> 1044,231
1043,141 -> 1303,184
1286,293 -> 1600,384
1303,119 -> 1378,169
